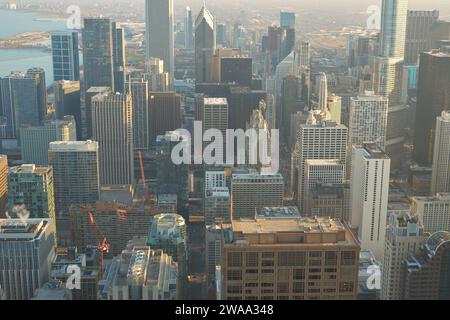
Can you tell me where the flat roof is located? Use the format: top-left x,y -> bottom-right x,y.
204,97 -> 228,105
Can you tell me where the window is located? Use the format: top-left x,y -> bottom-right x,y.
325,251 -> 338,266
278,252 -> 306,266
278,269 -> 290,281
228,252 -> 242,267
339,281 -> 354,293
293,282 -> 305,293
277,282 -> 289,294
227,270 -> 242,281
341,251 -> 356,266
246,252 -> 258,267
293,269 -> 305,280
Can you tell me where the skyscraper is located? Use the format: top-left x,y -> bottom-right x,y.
91,92 -> 134,185
112,23 -> 126,93
0,155 -> 7,216
0,219 -> 56,300
195,4 -> 216,83
381,212 -> 424,300
185,6 -> 194,49
204,187 -> 230,225
144,57 -> 170,92
82,18 -> 115,92
350,143 -> 391,260
20,117 -> 77,166
316,72 -> 328,112
349,92 -> 389,150
404,10 -> 440,65
413,49 -> 450,165
379,0 -> 409,59
51,31 -> 80,81
125,78 -> 149,151
202,98 -> 229,135
85,87 -> 112,139
148,92 -> 181,145
411,194 -> 450,234
54,80 -> 82,139
8,164 -> 55,225
48,141 -> 99,217
431,111 -> 450,194
145,0 -> 174,80
280,11 -> 295,29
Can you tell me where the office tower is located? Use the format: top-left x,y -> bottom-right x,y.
0,219 -> 56,300
350,144 -> 390,260
211,48 -> 241,83
48,141 -> 99,218
148,92 -> 181,145
349,92 -> 389,150
0,70 -> 47,139
431,112 -> 450,194
0,155 -> 7,216
8,164 -> 55,225
145,0 -> 174,81
99,238 -> 178,300
205,170 -> 228,190
220,216 -> 360,300
148,214 -> 187,299
379,0 -> 408,58
112,23 -> 126,93
303,160 -> 345,214
281,74 -> 301,141
216,23 -> 227,46
82,18 -> 115,91
185,6 -> 194,49
316,73 -> 328,112
144,57 -> 170,92
429,21 -> 450,49
202,98 -> 229,135
405,10 -> 439,65
125,78 -> 149,151
20,117 -> 77,166
206,225 -> 226,289
299,41 -> 311,68
327,95 -> 342,124
381,212 -> 424,300
220,57 -> 252,87
85,87 -> 112,139
309,182 -> 351,221
204,187 -> 230,225
91,92 -> 134,185
404,231 -> 450,299
195,4 -> 216,83
51,31 -> 80,81
231,173 -> 284,219
280,11 -> 295,29
292,121 -> 348,209
54,80 -> 82,139
413,50 -> 450,165
411,194 -> 450,234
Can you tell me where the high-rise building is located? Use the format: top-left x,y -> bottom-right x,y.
82,18 -> 115,91
349,92 -> 389,150
431,111 -> 450,194
381,212 -> 424,300
112,23 -> 126,93
204,187 -> 230,225
147,213 -> 187,299
280,11 -> 295,29
317,73 -> 328,112
91,92 -> 134,185
144,57 -> 170,92
379,0 -> 409,59
220,216 -> 360,300
404,231 -> 450,299
298,41 -> 311,68
0,219 -> 56,300
185,6 -> 194,49
145,0 -> 174,80
202,97 -> 229,135
404,10 -> 439,65
195,5 -> 216,83
51,31 -> 80,81
0,70 -> 47,139
148,92 -> 181,145
292,120 -> 348,210
350,143 -> 391,260
7,164 -> 55,225
0,155 -> 7,216
327,95 -> 342,125
309,182 -> 351,222
411,194 -> 450,234
413,50 -> 450,165
20,117 -> 77,166
303,159 -> 345,214
99,238 -> 178,300
231,172 -> 284,219
220,57 -> 252,87
48,141 -> 99,217
54,80 -> 82,139
84,87 -> 112,139
125,78 -> 149,151
281,74 -> 301,141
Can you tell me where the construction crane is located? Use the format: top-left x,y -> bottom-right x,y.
87,210 -> 110,277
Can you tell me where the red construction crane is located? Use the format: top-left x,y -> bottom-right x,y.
87,210 -> 110,277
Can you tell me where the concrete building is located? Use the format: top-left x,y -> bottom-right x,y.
220,216 -> 360,300
327,94 -> 342,125
350,144 -> 391,260
204,187 -> 230,226
202,98 -> 229,135
195,4 -> 215,83
309,182 -> 351,222
8,164 -> 55,225
381,212 -> 424,300
91,92 -> 134,185
411,194 -> 450,234
431,111 -> 450,194
0,219 -> 56,300
99,238 -> 177,300
231,173 -> 284,219
54,81 -> 81,139
20,117 -> 77,166
84,87 -> 112,139
51,31 -> 80,81
145,0 -> 174,80
144,57 -> 170,92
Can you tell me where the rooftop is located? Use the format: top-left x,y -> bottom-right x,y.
204,97 -> 228,105
255,207 -> 300,219
0,219 -> 51,241
49,140 -> 98,152
9,164 -> 51,175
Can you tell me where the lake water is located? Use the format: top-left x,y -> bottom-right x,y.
0,9 -> 71,84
